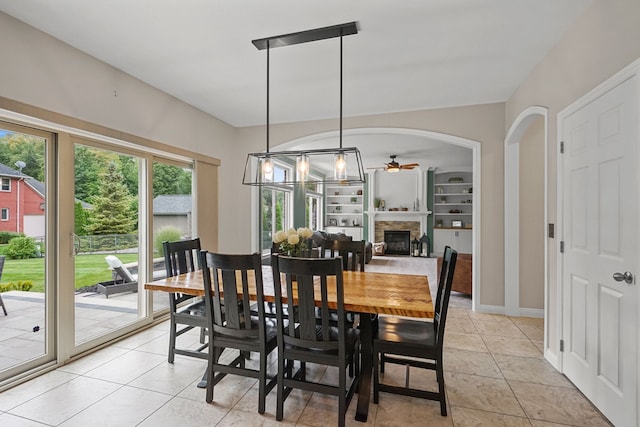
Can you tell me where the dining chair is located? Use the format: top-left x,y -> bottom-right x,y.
320,239 -> 366,272
320,239 -> 366,330
373,245 -> 458,416
271,254 -> 360,427
163,238 -> 208,363
201,251 -> 278,414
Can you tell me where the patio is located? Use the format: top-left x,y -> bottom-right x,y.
0,289 -> 169,372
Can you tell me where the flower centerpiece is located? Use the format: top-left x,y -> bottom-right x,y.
273,227 -> 314,256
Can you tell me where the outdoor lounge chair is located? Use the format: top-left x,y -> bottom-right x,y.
101,255 -> 138,298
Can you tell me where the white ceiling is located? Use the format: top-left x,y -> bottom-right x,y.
0,0 -> 593,169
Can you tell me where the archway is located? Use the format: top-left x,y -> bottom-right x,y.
504,106 -> 548,320
277,127 -> 482,311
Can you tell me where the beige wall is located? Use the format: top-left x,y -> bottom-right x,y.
518,117 -> 544,310
237,103 -> 507,306
0,11 -> 240,251
505,0 -> 640,355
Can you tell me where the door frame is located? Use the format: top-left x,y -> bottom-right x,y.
504,106 -> 549,350
557,57 -> 640,419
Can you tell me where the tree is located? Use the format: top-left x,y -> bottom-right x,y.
0,133 -> 45,181
152,162 -> 192,197
74,202 -> 89,235
74,145 -> 103,203
85,161 -> 136,235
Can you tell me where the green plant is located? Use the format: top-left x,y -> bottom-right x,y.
374,198 -> 381,208
154,226 -> 183,255
0,280 -> 33,292
0,231 -> 24,244
5,237 -> 37,259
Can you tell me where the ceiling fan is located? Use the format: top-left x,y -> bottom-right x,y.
368,155 -> 419,173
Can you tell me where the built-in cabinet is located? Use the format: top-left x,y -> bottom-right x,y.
433,171 -> 473,254
325,183 -> 363,240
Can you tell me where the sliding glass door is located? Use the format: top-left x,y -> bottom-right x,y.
73,142 -> 145,346
0,121 -> 54,383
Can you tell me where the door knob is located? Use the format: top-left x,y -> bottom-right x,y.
612,271 -> 634,284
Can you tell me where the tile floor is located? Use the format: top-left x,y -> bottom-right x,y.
0,290 -> 613,426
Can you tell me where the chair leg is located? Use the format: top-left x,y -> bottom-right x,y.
276,353 -> 285,421
338,364 -> 346,427
168,315 -> 176,363
436,360 -> 447,416
0,294 -> 6,316
258,351 -> 267,414
373,348 -> 380,404
205,350 -> 214,403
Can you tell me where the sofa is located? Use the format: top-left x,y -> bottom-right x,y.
437,253 -> 472,295
311,230 -> 373,264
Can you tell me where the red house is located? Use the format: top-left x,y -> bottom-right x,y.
0,163 -> 45,237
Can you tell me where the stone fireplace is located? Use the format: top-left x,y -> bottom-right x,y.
374,220 -> 422,255
384,230 -> 411,255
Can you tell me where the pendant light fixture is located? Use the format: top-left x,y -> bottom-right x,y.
243,22 -> 365,185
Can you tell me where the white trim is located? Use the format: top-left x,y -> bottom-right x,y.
475,304 -> 505,315
519,307 -> 544,318
504,106 -> 548,316
275,127 -> 482,311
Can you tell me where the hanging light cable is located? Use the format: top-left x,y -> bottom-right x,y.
261,39 -> 274,182
334,34 -> 347,181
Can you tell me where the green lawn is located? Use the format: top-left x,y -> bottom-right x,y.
2,253 -> 140,292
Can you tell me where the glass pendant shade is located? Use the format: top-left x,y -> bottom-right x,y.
296,154 -> 310,179
334,152 -> 347,180
261,157 -> 274,182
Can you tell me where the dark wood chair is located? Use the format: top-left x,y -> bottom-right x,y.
320,239 -> 366,329
163,238 -> 208,363
373,245 -> 458,416
201,251 -> 278,414
271,254 -> 360,427
320,239 -> 366,272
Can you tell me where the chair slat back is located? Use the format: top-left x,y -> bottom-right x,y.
271,254 -> 345,350
201,251 -> 265,340
163,238 -> 201,277
434,246 -> 457,346
320,239 -> 366,272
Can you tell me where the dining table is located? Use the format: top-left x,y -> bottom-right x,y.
145,265 -> 433,422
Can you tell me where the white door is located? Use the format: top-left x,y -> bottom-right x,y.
561,74 -> 638,427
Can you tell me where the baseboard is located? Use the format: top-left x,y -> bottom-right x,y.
545,348 -> 560,371
474,304 -> 543,319
475,304 -> 505,315
519,308 -> 544,318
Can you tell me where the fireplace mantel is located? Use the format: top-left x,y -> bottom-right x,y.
366,210 -> 431,220
367,210 -> 431,242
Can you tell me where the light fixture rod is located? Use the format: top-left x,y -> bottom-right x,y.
266,39 -> 270,153
252,22 -> 358,50
339,34 -> 343,150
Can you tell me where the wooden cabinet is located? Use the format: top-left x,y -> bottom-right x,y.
325,183 -> 363,238
433,228 -> 472,254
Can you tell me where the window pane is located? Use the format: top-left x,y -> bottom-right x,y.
74,144 -> 141,345
0,126 -> 49,380
151,160 -> 193,314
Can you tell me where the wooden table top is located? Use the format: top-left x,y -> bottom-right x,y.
145,267 -> 433,318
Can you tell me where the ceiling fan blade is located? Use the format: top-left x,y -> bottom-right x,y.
400,163 -> 419,168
